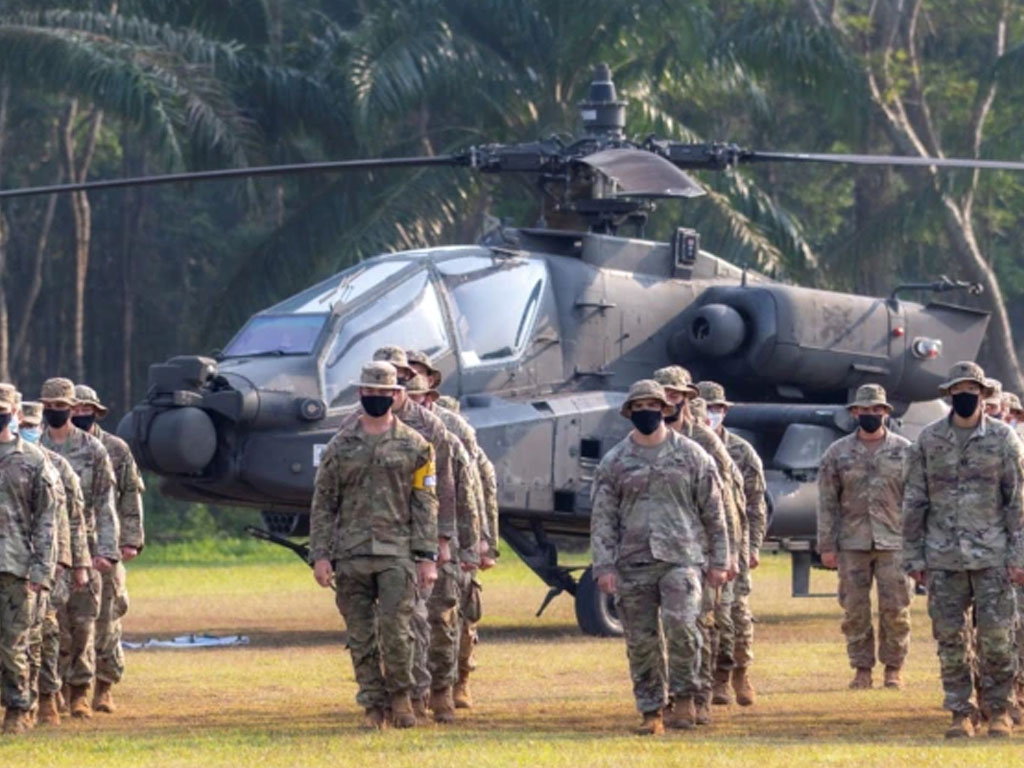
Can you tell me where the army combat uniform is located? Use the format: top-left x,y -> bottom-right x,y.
903,362 -> 1024,737
817,385 -> 912,684
591,380 -> 728,734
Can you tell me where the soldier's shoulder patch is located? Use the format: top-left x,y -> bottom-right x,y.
413,458 -> 436,491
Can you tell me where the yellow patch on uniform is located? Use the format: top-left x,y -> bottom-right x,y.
413,459 -> 436,491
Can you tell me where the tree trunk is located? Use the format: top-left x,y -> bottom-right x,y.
120,132 -> 146,413
0,79 -> 11,382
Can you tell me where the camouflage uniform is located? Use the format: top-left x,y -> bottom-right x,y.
309,363 -> 439,712
903,363 -> 1024,718
818,398 -> 912,672
591,380 -> 729,716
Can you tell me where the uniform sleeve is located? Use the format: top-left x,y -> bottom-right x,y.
51,473 -> 71,569
742,446 -> 768,551
29,462 -> 60,586
66,471 -> 91,569
309,443 -> 342,563
453,443 -> 481,566
696,459 -> 730,571
1001,433 -> 1024,569
476,452 -> 500,555
115,451 -> 145,550
816,446 -> 841,553
589,459 -> 621,578
410,444 -> 439,556
727,459 -> 748,566
901,441 -> 929,573
432,431 -> 457,541
91,451 -> 121,562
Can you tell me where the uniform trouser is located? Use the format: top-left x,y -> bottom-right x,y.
425,562 -> 460,692
40,573 -> 68,695
697,574 -> 721,704
712,579 -> 736,673
928,568 -> 1016,715
731,561 -> 754,668
0,573 -> 34,711
615,562 -> 703,714
27,587 -> 50,709
457,570 -> 481,677
837,550 -> 911,670
334,556 -> 416,710
96,563 -> 129,685
1015,585 -> 1024,693
411,587 -> 431,699
58,568 -> 102,688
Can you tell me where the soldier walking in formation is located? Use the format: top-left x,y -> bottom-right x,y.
817,384 -> 912,690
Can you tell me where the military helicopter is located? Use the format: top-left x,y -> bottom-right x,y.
3,64 -> 1021,636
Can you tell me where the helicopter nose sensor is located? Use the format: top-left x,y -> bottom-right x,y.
689,303 -> 747,357
146,407 -> 218,474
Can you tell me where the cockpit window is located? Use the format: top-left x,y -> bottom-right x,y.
268,259 -> 408,314
441,257 -> 546,366
322,270 -> 449,406
222,313 -> 327,357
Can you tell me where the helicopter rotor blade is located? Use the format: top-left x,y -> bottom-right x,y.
578,148 -> 705,198
745,150 -> 1024,172
0,154 -> 468,200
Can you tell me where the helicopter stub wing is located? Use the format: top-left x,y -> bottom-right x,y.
577,148 -> 706,198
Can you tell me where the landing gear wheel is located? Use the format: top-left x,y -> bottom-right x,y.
574,566 -> 622,637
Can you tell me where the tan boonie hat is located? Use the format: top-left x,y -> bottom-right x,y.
984,378 -> 1003,406
691,396 -> 708,422
355,362 -> 403,391
373,345 -> 413,376
939,361 -> 992,397
437,395 -> 461,413
653,365 -> 699,397
40,377 -> 77,406
696,380 -> 732,408
20,401 -> 43,426
405,349 -> 440,377
620,379 -> 674,419
0,387 -> 16,414
74,384 -> 109,417
405,374 -> 430,395
1001,392 -> 1023,414
846,383 -> 893,412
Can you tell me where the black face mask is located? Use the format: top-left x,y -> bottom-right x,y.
665,403 -> 683,424
43,408 -> 71,429
630,409 -> 663,436
72,414 -> 96,432
857,414 -> 884,434
0,413 -> 11,433
951,392 -> 980,419
361,395 -> 394,418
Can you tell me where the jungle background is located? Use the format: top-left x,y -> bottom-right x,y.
1,0 -> 1023,543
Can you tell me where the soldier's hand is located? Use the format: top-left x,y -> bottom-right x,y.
908,570 -> 927,587
438,538 -> 452,565
313,559 -> 334,588
460,560 -> 478,573
28,581 -> 43,594
820,551 -> 838,570
479,555 -> 496,571
72,567 -> 89,590
597,572 -> 618,595
707,568 -> 729,588
92,556 -> 113,574
121,546 -> 139,562
417,560 -> 438,590
749,550 -> 760,570
1009,566 -> 1024,586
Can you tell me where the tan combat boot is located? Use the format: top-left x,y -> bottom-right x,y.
69,684 -> 92,719
945,711 -> 976,739
360,707 -> 386,731
634,709 -> 664,736
695,695 -> 711,725
988,710 -> 1012,738
37,693 -> 60,726
883,666 -> 903,690
452,670 -> 473,709
93,680 -> 116,713
849,668 -> 872,690
430,687 -> 456,724
411,694 -> 428,720
732,667 -> 756,706
665,696 -> 697,730
390,691 -> 416,729
2,708 -> 30,735
58,684 -> 70,715
712,668 -> 732,705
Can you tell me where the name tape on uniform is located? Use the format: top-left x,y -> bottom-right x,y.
313,444 -> 327,467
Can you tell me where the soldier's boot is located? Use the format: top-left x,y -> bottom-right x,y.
390,691 -> 416,729
695,695 -> 712,725
848,668 -> 872,690
37,693 -> 60,726
453,670 -> 473,709
634,709 -> 664,736
732,667 -> 756,706
69,684 -> 92,719
411,694 -> 428,721
945,711 -> 976,739
58,684 -> 70,715
93,680 -> 116,714
883,666 -> 903,690
712,668 -> 732,705
430,687 -> 456,724
988,710 -> 1012,739
664,697 -> 697,730
360,707 -> 386,731
2,708 -> 30,735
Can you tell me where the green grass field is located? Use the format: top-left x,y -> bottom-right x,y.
4,547 -> 1019,766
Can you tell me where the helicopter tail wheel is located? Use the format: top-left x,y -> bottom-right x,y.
575,566 -> 623,637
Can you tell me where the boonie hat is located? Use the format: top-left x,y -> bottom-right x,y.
405,374 -> 430,395
40,377 -> 77,406
939,361 -> 992,397
373,345 -> 413,377
74,384 -> 110,418
0,387 -> 15,415
697,381 -> 732,408
20,401 -> 43,426
620,379 -> 674,419
437,395 -> 461,413
846,383 -> 893,412
653,366 -> 699,397
356,362 -> 403,391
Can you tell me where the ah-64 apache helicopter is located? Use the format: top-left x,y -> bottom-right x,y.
4,65 -> 1022,636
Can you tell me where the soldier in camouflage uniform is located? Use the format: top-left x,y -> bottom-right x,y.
817,384 -> 912,690
654,366 -> 744,725
698,380 -> 767,706
1006,391 -> 1024,715
591,379 -> 729,735
984,378 -> 1005,419
72,385 -> 145,714
309,362 -> 439,730
0,386 -> 60,734
39,378 -> 120,720
903,361 -> 1024,739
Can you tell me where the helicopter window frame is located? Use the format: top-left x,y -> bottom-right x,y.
220,312 -> 331,358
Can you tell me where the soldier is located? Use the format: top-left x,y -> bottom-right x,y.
697,380 -> 767,706
0,386 -> 59,734
309,362 -> 439,730
817,384 -> 912,690
39,378 -> 119,719
984,379 -> 1004,419
1001,392 -> 1024,432
903,361 -> 1024,738
72,384 -> 145,714
654,366 -> 743,725
591,379 -> 729,735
